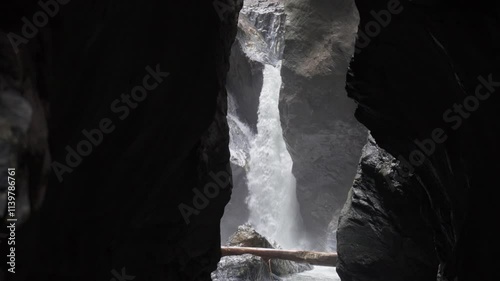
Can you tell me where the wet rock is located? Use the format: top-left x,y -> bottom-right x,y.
279,0 -> 368,245
337,135 -> 439,281
220,163 -> 250,242
241,0 -> 286,64
226,1 -> 286,132
1,1 -> 243,280
226,18 -> 265,132
0,32 -> 50,225
212,254 -> 274,281
227,223 -> 276,248
213,224 -> 313,280
345,1 -> 500,279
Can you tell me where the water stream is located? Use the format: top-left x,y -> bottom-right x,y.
245,63 -> 304,250
223,3 -> 341,279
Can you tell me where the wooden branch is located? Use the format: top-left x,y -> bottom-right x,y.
221,246 -> 338,267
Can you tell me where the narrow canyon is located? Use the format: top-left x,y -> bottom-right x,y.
0,0 -> 498,280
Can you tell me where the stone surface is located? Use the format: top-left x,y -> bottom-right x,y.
0,1 -> 242,280
228,223 -> 277,248
212,254 -> 275,281
213,224 -> 313,280
343,1 -> 500,280
337,135 -> 439,281
279,0 -> 368,246
225,0 -> 285,131
242,0 -> 286,65
0,31 -> 50,226
226,15 -> 266,133
221,163 -> 250,242
226,0 -> 286,124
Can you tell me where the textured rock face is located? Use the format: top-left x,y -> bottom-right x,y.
212,254 -> 274,281
226,0 -> 285,133
337,136 -> 439,281
226,16 -> 265,133
342,0 -> 500,280
221,163 -> 250,242
242,0 -> 286,65
212,224 -> 312,280
279,0 -> 368,245
0,27 -> 51,229
0,32 -> 50,227
1,1 -> 241,280
228,224 -> 277,248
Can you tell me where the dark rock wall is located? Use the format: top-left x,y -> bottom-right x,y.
243,0 -> 286,65
337,135 -> 439,281
226,15 -> 265,133
221,163 -> 250,242
280,0 -> 368,245
0,30 -> 50,228
225,0 -> 285,133
341,0 -> 500,280
1,1 -> 241,280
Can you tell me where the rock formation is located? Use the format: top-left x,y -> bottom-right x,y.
340,0 -> 500,280
337,135 -> 439,281
212,224 -> 312,280
0,1 -> 242,280
1,0 -> 499,280
279,0 -> 368,246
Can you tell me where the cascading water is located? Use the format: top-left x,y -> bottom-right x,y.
245,63 -> 304,249
221,1 -> 341,279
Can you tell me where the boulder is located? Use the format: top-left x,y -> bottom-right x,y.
212,224 -> 313,280
337,135 -> 439,281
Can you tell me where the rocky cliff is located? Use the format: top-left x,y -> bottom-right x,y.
279,0 -> 368,246
1,1 -> 499,280
337,135 -> 439,281
339,0 -> 500,280
1,1 -> 241,280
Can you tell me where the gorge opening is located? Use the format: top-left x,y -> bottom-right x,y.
215,0 -> 366,279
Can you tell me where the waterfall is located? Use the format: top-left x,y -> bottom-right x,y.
227,94 -> 253,168
224,1 -> 307,249
221,2 -> 343,280
221,2 -> 344,279
245,63 -> 304,249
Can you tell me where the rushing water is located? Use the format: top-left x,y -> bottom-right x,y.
226,63 -> 341,281
245,63 -> 305,250
222,2 -> 342,280
284,267 -> 341,281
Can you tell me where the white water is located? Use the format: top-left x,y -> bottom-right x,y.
227,94 -> 253,169
284,266 -> 341,281
226,63 -> 341,281
245,63 -> 305,250
223,5 -> 342,279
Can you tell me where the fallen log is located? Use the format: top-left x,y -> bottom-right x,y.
221,246 -> 338,267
